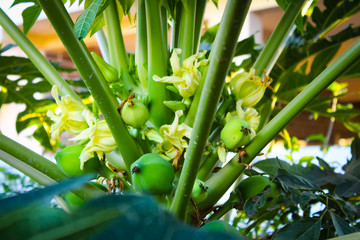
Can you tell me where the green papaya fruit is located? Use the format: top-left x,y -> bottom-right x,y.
131,153 -> 175,195
121,99 -> 149,128
220,118 -> 251,150
236,175 -> 270,201
55,144 -> 100,177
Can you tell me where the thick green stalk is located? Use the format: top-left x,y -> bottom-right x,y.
170,2 -> 182,50
178,0 -> 196,62
0,134 -> 105,200
170,0 -> 252,220
184,64 -> 207,127
0,134 -> 66,184
37,0 -> 142,169
104,0 -> 136,91
207,193 -> 239,221
135,0 -> 148,89
145,0 -> 172,128
0,8 -> 84,106
161,6 -> 169,62
193,0 -> 207,53
196,150 -> 219,181
199,39 -> 360,211
252,0 -> 307,77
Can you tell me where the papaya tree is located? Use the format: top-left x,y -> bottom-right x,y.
0,0 -> 360,239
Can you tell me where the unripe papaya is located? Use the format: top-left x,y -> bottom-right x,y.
220,118 -> 251,150
191,179 -> 208,203
131,153 -> 174,195
55,145 -> 100,177
236,175 -> 270,201
62,191 -> 84,211
121,99 -> 149,128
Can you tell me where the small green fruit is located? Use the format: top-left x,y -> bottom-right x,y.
62,191 -> 84,211
131,153 -> 175,195
55,145 -> 100,177
121,99 -> 149,128
220,118 -> 251,150
236,175 -> 270,200
200,220 -> 243,238
191,179 -> 208,203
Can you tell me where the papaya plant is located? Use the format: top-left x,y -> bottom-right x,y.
0,0 -> 360,239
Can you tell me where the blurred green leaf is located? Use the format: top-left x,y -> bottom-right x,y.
11,0 -> 42,34
330,212 -> 356,236
276,169 -> 321,191
273,218 -> 322,240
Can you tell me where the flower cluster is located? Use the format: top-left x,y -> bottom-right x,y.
47,86 -> 117,169
153,49 -> 208,98
47,85 -> 90,140
146,110 -> 192,164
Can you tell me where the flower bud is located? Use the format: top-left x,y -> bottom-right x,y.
91,52 -> 119,83
230,69 -> 272,107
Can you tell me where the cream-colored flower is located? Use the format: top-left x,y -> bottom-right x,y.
47,85 -> 91,140
71,112 -> 117,169
146,110 -> 192,161
230,68 -> 272,107
153,49 -> 208,98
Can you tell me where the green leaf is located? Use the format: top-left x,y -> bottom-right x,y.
117,0 -> 135,14
330,212 -> 356,236
243,192 -> 266,217
1,192 -> 241,240
299,191 -> 319,210
0,44 -> 16,55
74,0 -> 103,40
273,218 -> 322,240
342,137 -> 360,178
21,3 -> 42,34
276,169 -> 321,192
328,232 -> 360,240
0,174 -> 93,217
305,165 -> 346,187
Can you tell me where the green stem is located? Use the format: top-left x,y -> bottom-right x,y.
199,39 -> 360,211
95,28 -> 110,63
0,135 -> 64,184
197,150 -> 219,181
0,8 -> 84,106
135,0 -> 148,89
161,6 -> 169,62
207,193 -> 239,222
184,65 -> 207,127
193,0 -> 207,53
170,2 -> 182,50
170,0 -> 252,220
145,0 -> 172,128
0,134 -> 104,200
252,0 -> 307,77
257,83 -> 280,131
178,0 -> 196,61
37,0 -> 142,170
104,0 -> 136,91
